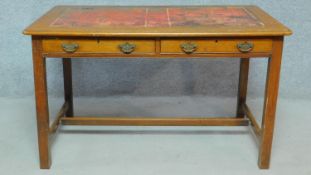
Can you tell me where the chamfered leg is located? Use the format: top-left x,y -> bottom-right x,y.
258,37 -> 284,169
63,58 -> 74,117
236,58 -> 250,118
32,37 -> 51,169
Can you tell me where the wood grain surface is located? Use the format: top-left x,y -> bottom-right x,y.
23,6 -> 292,37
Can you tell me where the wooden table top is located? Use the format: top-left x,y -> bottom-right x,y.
23,6 -> 292,37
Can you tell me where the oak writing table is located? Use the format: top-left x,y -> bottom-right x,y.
23,6 -> 292,169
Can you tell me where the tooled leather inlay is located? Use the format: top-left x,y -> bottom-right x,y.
51,7 -> 264,28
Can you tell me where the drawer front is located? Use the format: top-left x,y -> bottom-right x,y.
42,39 -> 156,54
161,39 -> 273,54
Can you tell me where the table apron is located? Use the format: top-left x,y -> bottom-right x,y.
40,37 -> 273,58
42,52 -> 271,58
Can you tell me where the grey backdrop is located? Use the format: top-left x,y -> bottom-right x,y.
0,0 -> 309,99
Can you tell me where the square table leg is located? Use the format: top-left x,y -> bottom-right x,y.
258,37 -> 284,169
63,58 -> 74,117
236,58 -> 250,118
32,37 -> 51,169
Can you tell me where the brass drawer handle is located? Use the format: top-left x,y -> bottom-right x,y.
61,43 -> 79,53
237,42 -> 254,53
119,42 -> 136,54
180,42 -> 197,54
